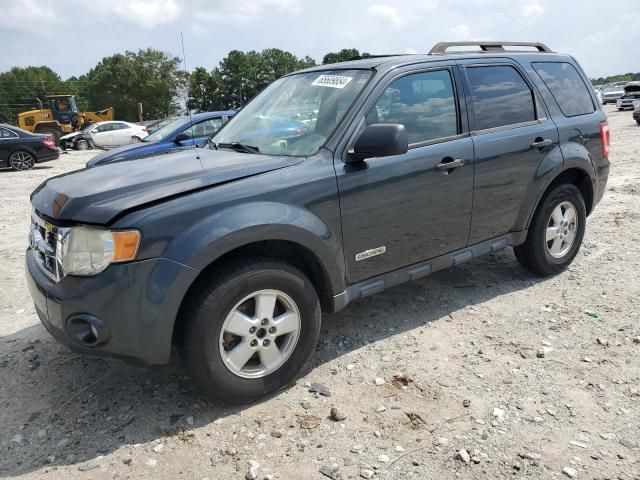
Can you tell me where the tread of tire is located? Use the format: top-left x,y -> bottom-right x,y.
179,258 -> 316,403
514,183 -> 585,276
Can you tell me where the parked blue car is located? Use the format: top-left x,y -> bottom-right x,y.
87,111 -> 235,167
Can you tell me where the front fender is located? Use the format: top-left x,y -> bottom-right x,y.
162,202 -> 346,295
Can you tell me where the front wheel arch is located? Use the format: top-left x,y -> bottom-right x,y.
172,239 -> 335,351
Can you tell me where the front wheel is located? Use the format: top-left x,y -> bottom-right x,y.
75,139 -> 89,150
180,259 -> 321,403
514,184 -> 586,276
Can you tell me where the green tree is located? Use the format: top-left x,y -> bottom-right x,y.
189,49 -> 317,110
187,67 -> 226,111
591,73 -> 640,85
0,66 -> 65,124
84,48 -> 183,121
322,48 -> 368,65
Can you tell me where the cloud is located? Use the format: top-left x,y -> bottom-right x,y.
450,24 -> 471,39
0,0 -> 59,32
90,0 -> 180,28
523,3 -> 545,17
199,0 -> 301,24
367,5 -> 404,27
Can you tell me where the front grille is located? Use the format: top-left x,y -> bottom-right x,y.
29,210 -> 68,282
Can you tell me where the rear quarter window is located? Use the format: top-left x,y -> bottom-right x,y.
532,62 -> 595,117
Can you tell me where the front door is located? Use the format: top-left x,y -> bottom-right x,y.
458,60 -> 560,244
336,66 -> 474,283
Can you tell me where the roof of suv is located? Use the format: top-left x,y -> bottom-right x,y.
297,52 -> 570,74
293,42 -> 569,75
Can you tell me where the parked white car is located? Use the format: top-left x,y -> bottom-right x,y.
87,121 -> 148,149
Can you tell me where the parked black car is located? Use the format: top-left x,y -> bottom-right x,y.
26,41 -> 609,403
0,124 -> 59,171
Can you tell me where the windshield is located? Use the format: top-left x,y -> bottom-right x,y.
144,117 -> 188,142
213,69 -> 372,156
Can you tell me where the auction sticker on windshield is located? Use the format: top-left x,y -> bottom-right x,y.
311,75 -> 353,89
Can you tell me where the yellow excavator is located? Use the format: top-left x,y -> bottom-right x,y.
17,95 -> 114,145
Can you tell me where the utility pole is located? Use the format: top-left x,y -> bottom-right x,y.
138,102 -> 143,123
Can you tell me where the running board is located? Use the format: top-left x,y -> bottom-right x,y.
332,232 -> 526,312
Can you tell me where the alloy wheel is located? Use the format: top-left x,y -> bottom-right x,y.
218,289 -> 301,379
9,151 -> 34,171
546,201 -> 578,258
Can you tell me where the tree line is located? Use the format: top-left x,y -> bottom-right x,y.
0,48 -> 366,124
591,73 -> 640,86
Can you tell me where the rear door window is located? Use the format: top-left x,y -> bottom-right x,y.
532,62 -> 595,117
465,65 -> 536,131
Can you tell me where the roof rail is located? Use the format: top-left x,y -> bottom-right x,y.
429,41 -> 553,55
346,54 -> 409,61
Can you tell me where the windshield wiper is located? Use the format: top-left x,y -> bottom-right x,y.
215,142 -> 260,154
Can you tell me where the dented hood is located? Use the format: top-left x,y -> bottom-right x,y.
31,148 -> 299,224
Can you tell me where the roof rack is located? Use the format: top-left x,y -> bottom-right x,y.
346,54 -> 408,61
429,41 -> 553,55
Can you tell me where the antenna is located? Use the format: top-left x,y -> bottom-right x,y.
180,32 -> 200,162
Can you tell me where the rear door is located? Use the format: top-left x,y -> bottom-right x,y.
336,64 -> 475,283
111,122 -> 132,145
458,59 -> 560,244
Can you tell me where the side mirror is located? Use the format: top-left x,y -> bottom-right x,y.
347,123 -> 408,163
173,132 -> 191,143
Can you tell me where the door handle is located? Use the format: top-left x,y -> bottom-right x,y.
436,158 -> 465,172
530,138 -> 553,149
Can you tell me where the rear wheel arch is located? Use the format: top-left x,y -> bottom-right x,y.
528,167 -> 594,228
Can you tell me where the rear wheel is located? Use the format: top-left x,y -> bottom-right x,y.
9,151 -> 35,171
130,136 -> 141,143
35,126 -> 61,146
180,259 -> 321,403
514,184 -> 586,276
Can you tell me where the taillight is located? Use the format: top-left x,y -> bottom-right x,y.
599,121 -> 610,158
42,138 -> 55,148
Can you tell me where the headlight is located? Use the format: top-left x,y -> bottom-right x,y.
61,227 -> 141,276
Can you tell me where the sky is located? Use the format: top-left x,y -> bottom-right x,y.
0,0 -> 638,80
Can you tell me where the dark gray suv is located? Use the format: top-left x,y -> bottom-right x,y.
26,41 -> 610,403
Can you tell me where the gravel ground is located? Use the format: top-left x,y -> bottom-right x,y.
1,106 -> 639,479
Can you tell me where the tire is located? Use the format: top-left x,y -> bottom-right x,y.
36,126 -> 61,146
75,139 -> 89,151
514,184 -> 586,276
180,259 -> 321,403
8,150 -> 35,171
130,136 -> 141,143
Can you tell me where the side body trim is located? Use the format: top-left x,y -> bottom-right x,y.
332,232 -> 526,312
